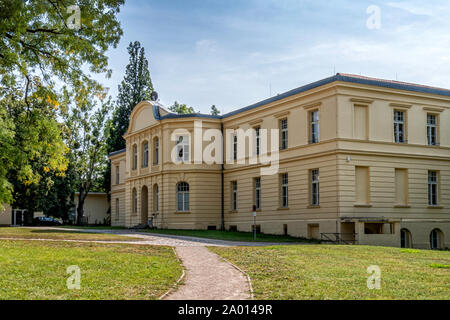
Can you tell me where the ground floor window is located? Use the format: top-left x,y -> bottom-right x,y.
177,182 -> 189,212
430,229 -> 443,250
400,228 -> 412,248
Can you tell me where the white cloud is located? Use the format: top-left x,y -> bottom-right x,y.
387,2 -> 433,16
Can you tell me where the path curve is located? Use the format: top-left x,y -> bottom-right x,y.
164,246 -> 251,300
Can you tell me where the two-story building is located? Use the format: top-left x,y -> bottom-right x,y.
109,73 -> 450,249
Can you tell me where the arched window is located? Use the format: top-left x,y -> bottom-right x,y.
400,228 -> 412,248
177,182 -> 189,212
153,184 -> 159,212
132,188 -> 138,214
153,137 -> 159,165
142,141 -> 149,168
430,229 -> 444,250
132,144 -> 138,170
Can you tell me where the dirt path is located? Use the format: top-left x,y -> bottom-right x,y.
165,246 -> 251,300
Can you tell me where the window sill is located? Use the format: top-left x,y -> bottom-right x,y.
228,210 -> 238,214
307,205 -> 320,209
175,211 -> 191,214
394,205 -> 411,208
354,204 -> 372,208
427,206 -> 443,209
277,207 -> 290,211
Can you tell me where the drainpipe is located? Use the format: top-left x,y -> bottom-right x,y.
220,122 -> 225,231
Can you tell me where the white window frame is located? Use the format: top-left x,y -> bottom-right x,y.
176,135 -> 190,162
311,169 -> 320,206
233,133 -> 238,161
428,171 -> 438,206
310,110 -> 319,144
427,114 -> 438,146
281,173 -> 288,208
280,119 -> 288,150
231,181 -> 237,211
143,141 -> 149,167
255,177 -> 261,209
394,110 -> 405,143
177,182 -> 190,212
255,126 -> 261,156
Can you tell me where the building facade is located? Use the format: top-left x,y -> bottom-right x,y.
109,73 -> 450,249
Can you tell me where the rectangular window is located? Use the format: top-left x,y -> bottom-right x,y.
355,166 -> 370,204
143,142 -> 149,167
354,105 -> 368,140
310,110 -> 319,144
154,186 -> 159,212
311,169 -> 319,206
132,145 -> 138,170
255,126 -> 260,156
281,173 -> 288,208
427,114 -> 438,146
231,181 -> 237,211
254,177 -> 261,209
154,138 -> 159,165
280,119 -> 288,150
233,133 -> 238,161
395,169 -> 408,205
176,135 -> 190,162
115,198 -> 119,219
115,165 -> 120,185
428,171 -> 438,206
394,110 -> 405,143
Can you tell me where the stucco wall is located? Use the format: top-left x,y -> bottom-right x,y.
0,204 -> 11,226
74,193 -> 109,225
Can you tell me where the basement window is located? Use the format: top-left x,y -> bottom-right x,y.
364,223 -> 394,235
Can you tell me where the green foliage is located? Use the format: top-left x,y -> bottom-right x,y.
0,0 -> 124,212
169,101 -> 196,114
210,105 -> 220,116
106,41 -> 154,153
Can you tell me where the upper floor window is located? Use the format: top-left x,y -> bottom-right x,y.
394,110 -> 406,143
142,141 -> 149,168
231,181 -> 237,211
254,177 -> 261,209
311,169 -> 320,206
132,144 -> 138,170
427,114 -> 438,146
153,137 -> 159,165
310,110 -> 319,144
177,182 -> 189,212
428,171 -> 438,206
281,173 -> 288,208
233,133 -> 238,161
255,126 -> 261,156
280,119 -> 288,150
176,136 -> 190,162
115,165 -> 120,184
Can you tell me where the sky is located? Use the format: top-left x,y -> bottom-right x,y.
95,0 -> 450,115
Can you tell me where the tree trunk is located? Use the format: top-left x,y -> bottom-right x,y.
76,190 -> 86,226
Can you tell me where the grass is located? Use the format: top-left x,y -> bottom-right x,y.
141,229 -> 316,243
210,245 -> 450,300
0,240 -> 182,299
0,227 -> 141,241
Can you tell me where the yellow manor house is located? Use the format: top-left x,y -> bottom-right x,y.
109,73 -> 450,249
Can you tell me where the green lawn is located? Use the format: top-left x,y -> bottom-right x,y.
210,245 -> 450,300
0,240 -> 182,299
142,229 -> 316,243
0,227 -> 141,241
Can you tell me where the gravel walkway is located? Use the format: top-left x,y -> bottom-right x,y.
164,246 -> 251,300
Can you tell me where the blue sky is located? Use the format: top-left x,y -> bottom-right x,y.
97,0 -> 450,114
